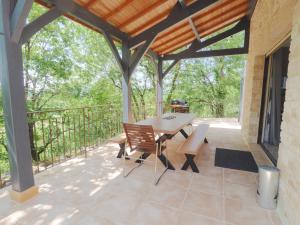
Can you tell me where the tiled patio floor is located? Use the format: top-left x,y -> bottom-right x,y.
0,119 -> 283,225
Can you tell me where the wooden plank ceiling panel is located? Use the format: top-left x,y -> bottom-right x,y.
152,0 -> 249,55
36,0 -> 250,56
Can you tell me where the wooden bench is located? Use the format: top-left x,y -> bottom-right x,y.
178,124 -> 209,173
109,133 -> 128,158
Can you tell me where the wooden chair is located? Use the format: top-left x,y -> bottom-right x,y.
123,123 -> 168,185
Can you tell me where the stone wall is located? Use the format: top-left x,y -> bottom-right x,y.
277,1 -> 300,224
241,0 -> 300,225
242,0 -> 296,143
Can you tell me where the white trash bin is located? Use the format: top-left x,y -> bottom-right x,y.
257,165 -> 280,209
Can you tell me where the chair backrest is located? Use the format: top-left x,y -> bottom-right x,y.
123,123 -> 156,154
174,106 -> 189,113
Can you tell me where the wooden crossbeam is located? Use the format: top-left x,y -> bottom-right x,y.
10,0 -> 34,43
247,0 -> 258,19
179,0 -> 201,42
21,7 -> 62,44
47,0 -> 128,41
84,0 -> 98,8
128,0 -> 218,49
163,18 -> 249,60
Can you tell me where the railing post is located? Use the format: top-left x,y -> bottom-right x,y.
82,108 -> 87,158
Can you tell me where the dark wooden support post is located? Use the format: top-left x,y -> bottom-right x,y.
156,58 -> 164,117
104,31 -> 156,122
121,41 -> 133,122
21,7 -> 62,44
0,0 -> 37,202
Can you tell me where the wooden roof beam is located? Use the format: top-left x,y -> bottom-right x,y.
179,0 -> 201,42
128,0 -> 218,49
163,17 -> 249,60
247,0 -> 258,19
84,0 -> 97,8
45,0 -> 129,41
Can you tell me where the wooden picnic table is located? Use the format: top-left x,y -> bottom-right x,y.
136,113 -> 196,170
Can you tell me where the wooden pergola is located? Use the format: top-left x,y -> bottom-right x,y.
0,0 -> 256,200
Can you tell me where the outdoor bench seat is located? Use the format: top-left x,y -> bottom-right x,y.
109,133 -> 128,158
178,124 -> 209,173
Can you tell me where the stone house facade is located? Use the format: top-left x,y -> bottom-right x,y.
241,0 -> 300,224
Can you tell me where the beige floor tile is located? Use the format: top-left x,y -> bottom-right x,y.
89,192 -> 143,225
177,211 -> 224,225
0,191 -> 18,220
198,165 -> 223,179
159,170 -> 193,189
225,198 -> 272,225
147,183 -> 187,209
190,173 -> 223,195
224,169 -> 258,187
269,211 -> 283,225
182,189 -> 224,220
129,201 -> 179,225
223,181 -> 258,207
0,118 -> 274,225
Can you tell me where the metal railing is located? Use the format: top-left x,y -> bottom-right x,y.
0,104 -> 123,188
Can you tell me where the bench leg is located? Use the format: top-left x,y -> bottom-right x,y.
180,129 -> 189,139
117,143 -> 129,160
181,154 -> 199,173
204,138 -> 208,144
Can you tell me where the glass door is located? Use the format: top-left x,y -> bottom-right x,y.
260,42 -> 290,165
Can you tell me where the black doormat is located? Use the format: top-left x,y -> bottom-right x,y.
215,148 -> 258,173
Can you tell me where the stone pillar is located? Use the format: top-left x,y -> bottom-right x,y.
277,2 -> 300,224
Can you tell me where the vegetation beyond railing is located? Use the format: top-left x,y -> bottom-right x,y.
0,104 -> 123,188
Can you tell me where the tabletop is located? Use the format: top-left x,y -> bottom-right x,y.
136,113 -> 195,135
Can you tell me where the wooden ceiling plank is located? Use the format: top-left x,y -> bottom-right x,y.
118,0 -> 167,29
192,0 -> 242,22
159,36 -> 196,55
158,34 -> 196,54
200,13 -> 246,37
103,0 -> 135,20
153,31 -> 195,52
193,1 -> 248,28
197,7 -> 247,35
154,21 -> 190,42
152,24 -> 191,49
129,8 -> 172,36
